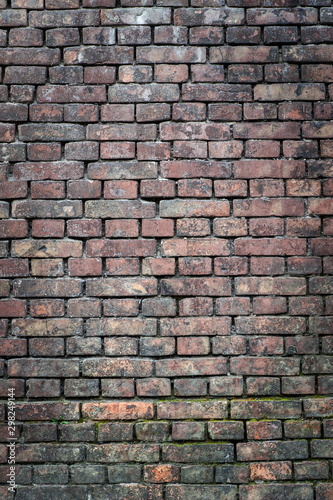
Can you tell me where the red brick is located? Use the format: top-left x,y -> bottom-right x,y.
31,182 -> 65,200
245,140 -> 280,158
210,141 -> 243,158
9,27 -> 43,46
105,220 -> 139,238
68,259 -> 102,277
142,258 -> 175,276
27,143 -> 61,161
178,179 -> 212,197
179,297 -> 213,316
161,160 -> 231,178
234,159 -> 305,178
119,66 -> 153,83
190,26 -> 224,44
253,297 -> 287,315
141,180 -> 175,198
179,257 -> 212,275
101,104 -> 134,122
64,104 -> 98,122
30,299 -> 65,318
0,220 -> 28,238
192,64 -> 224,82
244,103 -> 277,120
31,220 -> 65,238
138,142 -> 171,160
142,219 -> 174,237
235,238 -> 306,256
31,259 -> 64,277
65,143 -> 99,162
30,104 -> 64,122
250,462 -> 292,481
0,300 -> 26,319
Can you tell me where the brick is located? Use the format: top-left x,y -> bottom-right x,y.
210,141 -> 243,158
161,278 -> 231,296
31,182 -> 65,199
19,124 -> 85,142
83,27 -> 115,45
118,26 -> 151,45
248,7 -> 317,24
234,159 -> 305,178
64,46 -> 133,66
244,103 -> 277,120
160,200 -> 229,217
156,358 -> 227,377
177,219 -> 210,237
141,180 -> 175,198
158,401 -> 227,419
67,179 -> 101,197
190,27 -> 223,44
0,48 -> 60,66
144,465 -> 179,483
0,221 -> 28,238
172,103 -> 206,122
163,239 -> 228,257
303,65 -> 333,83
105,220 -> 139,238
0,103 -> 28,121
174,7 -> 244,25
209,103 -> 242,120
234,121 -> 300,139
29,104 -> 64,122
211,46 -> 278,63
229,64 -> 262,83
86,318 -> 156,337
183,83 -> 252,101
101,104 -> 134,122
138,142 -> 171,160
227,26 -> 260,44
9,27 -> 43,46
238,440 -> 308,461
101,8 -> 171,25
30,10 -> 99,28
172,422 -> 205,441
161,160 -> 231,178
136,378 -> 171,397
161,317 -> 230,336
142,258 -> 175,275
0,10 -> 27,27
46,28 -> 80,47
82,402 -> 154,420
174,379 -> 207,397
83,358 -> 154,378
162,445 -> 234,464
37,85 -> 106,103
12,240 -> 81,258
109,83 -> 179,103
179,297 -> 213,316
165,485 -> 237,500
119,65 -> 153,83
98,423 -> 133,442
235,239 -> 306,256
250,257 -> 284,275
265,26 -> 298,44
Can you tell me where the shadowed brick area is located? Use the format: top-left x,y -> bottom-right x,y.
0,0 -> 332,498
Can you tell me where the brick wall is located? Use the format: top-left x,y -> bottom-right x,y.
0,0 -> 333,498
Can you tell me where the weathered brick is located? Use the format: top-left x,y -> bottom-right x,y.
162,444 -> 234,463
109,84 -> 179,103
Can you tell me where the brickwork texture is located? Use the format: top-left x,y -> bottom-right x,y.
0,0 -> 333,498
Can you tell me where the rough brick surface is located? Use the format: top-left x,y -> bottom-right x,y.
0,1 -> 331,498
